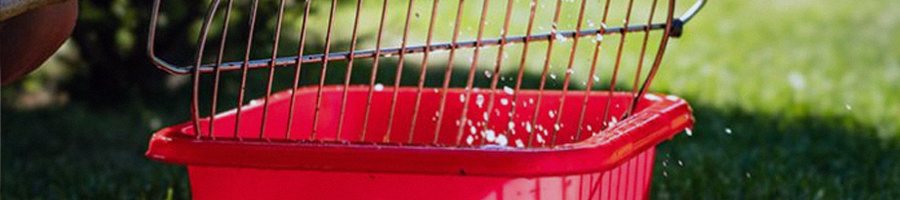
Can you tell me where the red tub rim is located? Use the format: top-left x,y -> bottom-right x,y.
146,90 -> 692,177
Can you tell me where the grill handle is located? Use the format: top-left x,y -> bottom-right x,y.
147,0 -> 707,75
669,0 -> 706,37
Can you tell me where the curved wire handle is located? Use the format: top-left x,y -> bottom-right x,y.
623,0 -> 705,118
147,0 -> 707,75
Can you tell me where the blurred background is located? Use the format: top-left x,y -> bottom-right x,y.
2,0 -> 899,199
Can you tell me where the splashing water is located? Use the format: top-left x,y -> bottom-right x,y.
495,134 -> 508,146
374,83 -> 384,91
503,86 -> 514,95
476,94 -> 485,107
484,129 -> 497,142
555,33 -> 567,42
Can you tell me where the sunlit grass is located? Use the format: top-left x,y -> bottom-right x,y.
655,0 -> 900,138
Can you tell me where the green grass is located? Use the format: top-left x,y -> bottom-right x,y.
3,0 -> 900,198
652,106 -> 900,199
656,0 -> 900,138
1,104 -> 192,199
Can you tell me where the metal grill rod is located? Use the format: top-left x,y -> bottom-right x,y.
148,0 -> 706,76
153,24 -> 668,75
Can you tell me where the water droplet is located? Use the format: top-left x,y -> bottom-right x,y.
476,94 -> 485,107
566,69 -> 575,74
844,104 -> 852,110
550,74 -> 557,79
508,122 -> 515,130
548,111 -> 556,118
745,172 -> 751,178
685,128 -> 693,136
525,123 -> 533,133
515,139 -> 525,147
374,83 -> 384,91
503,86 -> 514,95
593,75 -> 600,82
484,129 -> 496,142
484,70 -> 493,78
595,34 -> 604,42
466,135 -> 474,145
470,126 -> 477,134
495,134 -> 508,146
677,160 -> 683,166
555,33 -> 566,41
725,128 -> 732,134
500,98 -> 509,105
607,117 -> 618,127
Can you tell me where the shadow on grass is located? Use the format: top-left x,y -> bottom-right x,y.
1,104 -> 192,199
652,104 -> 900,199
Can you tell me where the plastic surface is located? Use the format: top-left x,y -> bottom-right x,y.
187,147 -> 656,200
146,86 -> 692,199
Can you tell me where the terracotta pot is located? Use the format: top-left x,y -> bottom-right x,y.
1,0 -> 78,85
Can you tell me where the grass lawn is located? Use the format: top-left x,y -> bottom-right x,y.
3,0 -> 899,198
